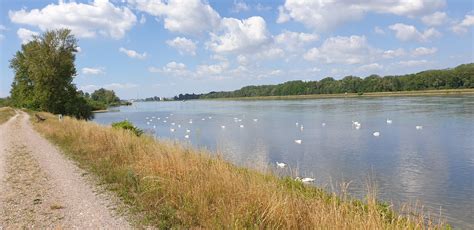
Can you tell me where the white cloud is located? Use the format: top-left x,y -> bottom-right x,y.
452,14 -> 474,34
304,35 -> 376,64
79,84 -> 100,92
399,59 -> 428,67
357,63 -> 383,73
208,16 -> 269,53
103,83 -> 138,90
277,0 -> 445,31
9,0 -> 136,39
197,61 -> 230,76
421,11 -> 448,26
232,0 -> 249,13
382,48 -> 406,59
274,30 -> 319,52
389,23 -> 441,42
17,28 -> 39,44
128,0 -> 220,35
166,37 -> 197,55
149,61 -> 191,76
374,26 -> 385,35
412,47 -> 437,56
81,67 -> 105,75
139,14 -> 147,24
119,47 -> 147,59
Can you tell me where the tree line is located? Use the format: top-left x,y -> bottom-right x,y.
198,63 -> 473,99
7,29 -> 127,119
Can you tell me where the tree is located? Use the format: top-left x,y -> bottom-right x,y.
10,29 -> 92,119
90,88 -> 120,105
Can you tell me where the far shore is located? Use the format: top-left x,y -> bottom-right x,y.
92,109 -> 109,113
203,88 -> 474,101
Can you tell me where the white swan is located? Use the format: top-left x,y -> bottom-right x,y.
276,162 -> 287,168
386,119 -> 392,124
300,125 -> 304,131
253,119 -> 258,122
189,120 -> 193,124
208,116 -> 212,119
221,125 -> 226,129
153,125 -> 156,129
373,132 -> 380,137
186,129 -> 191,133
240,124 -> 244,128
416,125 -> 423,130
184,135 -> 189,139
321,122 -> 326,127
146,121 -> 150,125
177,124 -> 181,128
294,139 -> 302,144
171,122 -> 175,126
170,128 -> 175,132
295,177 -> 315,183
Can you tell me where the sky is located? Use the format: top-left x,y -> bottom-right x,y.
0,0 -> 473,99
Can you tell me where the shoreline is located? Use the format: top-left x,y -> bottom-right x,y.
202,88 -> 474,101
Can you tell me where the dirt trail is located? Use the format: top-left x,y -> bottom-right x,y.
0,111 -> 131,229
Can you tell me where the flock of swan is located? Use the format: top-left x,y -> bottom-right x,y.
143,114 -> 424,184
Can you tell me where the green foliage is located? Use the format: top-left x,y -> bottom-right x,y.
200,63 -> 474,99
112,120 -> 144,137
0,98 -> 12,107
9,29 -> 92,119
90,88 -> 120,105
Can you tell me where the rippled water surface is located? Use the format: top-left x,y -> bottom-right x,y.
93,96 -> 474,228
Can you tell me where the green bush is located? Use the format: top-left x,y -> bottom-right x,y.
112,120 -> 144,137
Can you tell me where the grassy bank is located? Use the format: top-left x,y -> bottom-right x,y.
30,111 -> 445,228
0,107 -> 16,124
208,88 -> 474,101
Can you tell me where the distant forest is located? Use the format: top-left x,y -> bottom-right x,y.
173,63 -> 473,100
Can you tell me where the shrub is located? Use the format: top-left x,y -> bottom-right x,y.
111,120 -> 143,137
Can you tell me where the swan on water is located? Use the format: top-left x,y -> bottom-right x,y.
240,124 -> 244,128
300,125 -> 304,131
276,162 -> 287,168
208,116 -> 212,119
186,129 -> 191,133
171,122 -> 175,126
153,125 -> 156,129
321,122 -> 326,127
373,132 -> 380,137
253,118 -> 258,122
416,125 -> 423,130
146,122 -> 150,125
202,118 -> 206,121
295,177 -> 315,183
386,119 -> 392,124
170,128 -> 175,132
178,124 -> 181,128
184,135 -> 189,139
189,120 -> 193,124
295,139 -> 302,144
221,125 -> 226,129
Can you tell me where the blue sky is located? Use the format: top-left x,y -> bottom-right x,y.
0,0 -> 473,99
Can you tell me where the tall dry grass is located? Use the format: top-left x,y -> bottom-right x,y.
32,112 -> 446,229
0,107 -> 16,124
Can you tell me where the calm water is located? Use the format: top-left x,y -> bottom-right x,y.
93,96 -> 474,228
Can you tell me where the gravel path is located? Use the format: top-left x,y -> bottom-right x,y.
0,111 -> 131,229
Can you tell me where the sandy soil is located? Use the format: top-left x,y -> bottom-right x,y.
0,111 -> 131,229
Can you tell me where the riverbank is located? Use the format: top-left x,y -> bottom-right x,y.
206,88 -> 474,101
24,110 -> 445,228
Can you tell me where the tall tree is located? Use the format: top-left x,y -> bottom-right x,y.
10,29 -> 92,119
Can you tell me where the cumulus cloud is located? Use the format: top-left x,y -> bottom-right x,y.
304,35 -> 377,64
166,37 -> 197,55
277,0 -> 445,31
274,30 -> 319,52
232,0 -> 249,13
421,11 -> 448,26
17,28 -> 39,44
149,61 -> 191,76
208,16 -> 269,53
81,67 -> 105,75
357,63 -> 383,73
411,47 -> 437,56
119,47 -> 147,59
389,23 -> 441,42
128,0 -> 220,35
382,48 -> 406,59
9,0 -> 136,39
374,26 -> 385,35
452,14 -> 474,34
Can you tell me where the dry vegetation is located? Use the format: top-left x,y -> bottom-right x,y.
30,111 -> 446,229
0,107 -> 16,124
